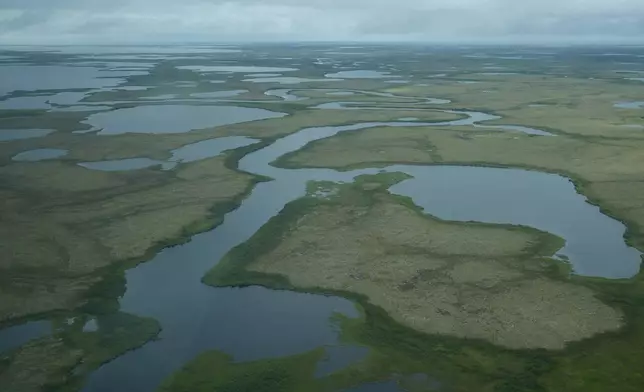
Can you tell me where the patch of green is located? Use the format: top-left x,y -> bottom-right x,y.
538,273 -> 644,392
0,110 -> 94,135
159,349 -> 326,392
277,124 -> 644,252
215,107 -> 463,139
70,313 -> 159,367
80,271 -> 125,315
50,312 -> 160,392
327,304 -> 553,392
206,172 -> 567,289
202,172 -> 644,391
0,312 -> 159,392
1,143 -> 269,389
204,172 -> 413,289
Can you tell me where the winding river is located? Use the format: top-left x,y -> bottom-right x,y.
1,89 -> 641,391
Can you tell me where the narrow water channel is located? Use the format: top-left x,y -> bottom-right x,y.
82,108 -> 639,391
1,90 -> 640,392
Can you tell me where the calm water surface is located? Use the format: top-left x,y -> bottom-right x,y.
13,149 -> 68,161
84,105 -> 285,135
1,63 -> 641,392
0,321 -> 51,354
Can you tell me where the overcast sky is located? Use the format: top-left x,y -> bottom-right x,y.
1,0 -> 644,44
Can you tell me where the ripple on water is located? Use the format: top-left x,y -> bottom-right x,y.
84,105 -> 286,135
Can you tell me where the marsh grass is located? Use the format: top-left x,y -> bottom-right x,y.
159,349 -> 326,392
200,173 -> 644,391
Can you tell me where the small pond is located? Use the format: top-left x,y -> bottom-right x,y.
84,105 -> 286,135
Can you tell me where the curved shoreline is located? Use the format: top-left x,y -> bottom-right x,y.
2,86 -> 643,391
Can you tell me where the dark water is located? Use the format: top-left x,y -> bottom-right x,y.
389,165 -> 642,278
0,321 -> 51,354
80,108 -> 640,391
82,180 -> 361,391
1,77 -> 640,391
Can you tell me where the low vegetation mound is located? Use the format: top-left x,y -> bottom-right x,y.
206,176 -> 622,349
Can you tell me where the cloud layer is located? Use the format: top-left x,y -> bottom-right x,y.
1,0 -> 644,44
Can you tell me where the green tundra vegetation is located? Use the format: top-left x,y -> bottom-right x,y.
2,46 -> 644,391
202,175 -> 644,392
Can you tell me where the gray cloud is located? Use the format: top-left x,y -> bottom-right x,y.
1,0 -> 643,44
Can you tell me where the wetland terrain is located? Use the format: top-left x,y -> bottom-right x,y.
1,44 -> 644,392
